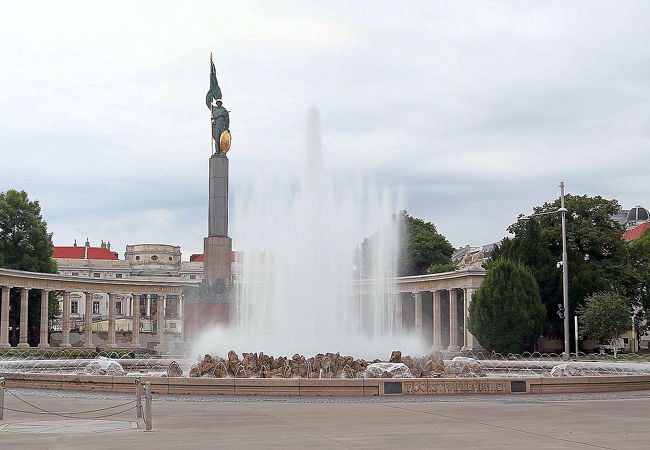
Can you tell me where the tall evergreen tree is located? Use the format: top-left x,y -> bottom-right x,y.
467,259 -> 546,353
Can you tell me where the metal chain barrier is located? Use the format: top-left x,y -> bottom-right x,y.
0,376 -> 153,430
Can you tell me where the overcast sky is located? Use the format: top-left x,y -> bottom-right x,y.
1,1 -> 649,258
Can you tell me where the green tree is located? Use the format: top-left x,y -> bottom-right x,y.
491,194 -> 630,335
578,291 -> 631,357
397,211 -> 454,276
0,190 -> 59,345
467,259 -> 546,353
627,227 -> 650,347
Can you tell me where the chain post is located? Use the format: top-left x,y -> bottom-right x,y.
144,381 -> 152,431
135,378 -> 142,418
0,377 -> 5,421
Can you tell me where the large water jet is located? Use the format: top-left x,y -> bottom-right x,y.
193,107 -> 425,359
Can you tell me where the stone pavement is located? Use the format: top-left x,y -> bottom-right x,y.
1,389 -> 650,449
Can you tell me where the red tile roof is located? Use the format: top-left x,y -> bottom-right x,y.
52,247 -> 119,260
189,251 -> 239,263
624,222 -> 650,241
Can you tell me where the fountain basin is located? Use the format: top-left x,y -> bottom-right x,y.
2,371 -> 650,396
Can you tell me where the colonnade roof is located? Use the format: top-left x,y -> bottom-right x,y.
0,267 -> 191,295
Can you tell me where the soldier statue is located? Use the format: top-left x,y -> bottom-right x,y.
206,54 -> 231,154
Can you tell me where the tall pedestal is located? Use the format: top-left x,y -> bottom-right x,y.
184,153 -> 233,342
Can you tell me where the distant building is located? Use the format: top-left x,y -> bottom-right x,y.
51,239 -> 240,342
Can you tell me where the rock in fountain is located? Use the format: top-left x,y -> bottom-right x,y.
189,350 -> 483,379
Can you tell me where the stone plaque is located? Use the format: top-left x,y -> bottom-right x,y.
403,379 -> 510,395
383,381 -> 403,394
510,380 -> 527,393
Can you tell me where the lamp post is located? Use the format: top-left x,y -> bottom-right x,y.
521,182 -> 570,359
559,182 -> 570,360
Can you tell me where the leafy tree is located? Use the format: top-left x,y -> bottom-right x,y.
427,263 -> 457,274
491,194 -> 630,335
397,211 -> 454,276
467,259 -> 546,353
0,190 -> 59,345
578,291 -> 631,357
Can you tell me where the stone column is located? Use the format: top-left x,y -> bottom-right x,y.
414,291 -> 423,337
131,295 -> 141,348
156,294 -> 166,348
83,292 -> 94,348
17,288 -> 30,348
61,291 -> 72,347
0,286 -> 11,348
38,289 -> 50,348
146,295 -> 151,317
107,293 -> 117,348
178,294 -> 183,319
448,289 -> 459,352
394,293 -> 402,334
462,288 -> 478,351
432,290 -> 443,351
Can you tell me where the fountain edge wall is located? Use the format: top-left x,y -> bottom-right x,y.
2,373 -> 650,396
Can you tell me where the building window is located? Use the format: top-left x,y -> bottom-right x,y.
189,275 -> 196,280
71,301 -> 78,314
136,256 -> 140,260
93,301 -> 100,314
116,302 -> 122,315
151,255 -> 158,261
168,256 -> 172,261
93,273 -> 100,278
71,272 -> 79,276
116,273 -> 123,279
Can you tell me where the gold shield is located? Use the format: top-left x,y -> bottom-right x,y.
219,130 -> 232,153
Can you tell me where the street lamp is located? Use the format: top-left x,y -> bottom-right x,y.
521,182 -> 570,360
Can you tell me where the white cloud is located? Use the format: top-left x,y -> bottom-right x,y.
0,0 -> 649,254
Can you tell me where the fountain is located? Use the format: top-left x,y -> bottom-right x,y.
193,107 -> 425,359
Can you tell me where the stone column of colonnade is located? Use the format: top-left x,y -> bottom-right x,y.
156,294 -> 166,348
0,286 -> 11,348
107,293 -> 117,348
448,289 -> 459,351
60,291 -> 72,347
431,290 -> 443,351
414,291 -> 423,336
394,293 -> 402,334
38,289 -> 50,348
132,294 -> 141,348
17,288 -> 30,348
462,287 -> 477,351
83,292 -> 94,348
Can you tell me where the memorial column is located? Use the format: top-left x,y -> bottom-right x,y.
448,288 -> 459,351
131,295 -> 141,348
0,286 -> 11,348
107,293 -> 117,348
60,291 -> 72,347
83,292 -> 94,348
17,288 -> 30,348
414,291 -> 423,337
431,290 -> 443,351
38,289 -> 50,348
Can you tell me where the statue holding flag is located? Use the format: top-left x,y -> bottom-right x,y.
206,54 -> 231,154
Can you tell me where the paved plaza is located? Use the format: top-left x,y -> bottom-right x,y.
1,389 -> 650,448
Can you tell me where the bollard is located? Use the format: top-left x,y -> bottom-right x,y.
0,377 -> 5,421
135,378 -> 142,419
144,381 -> 152,431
